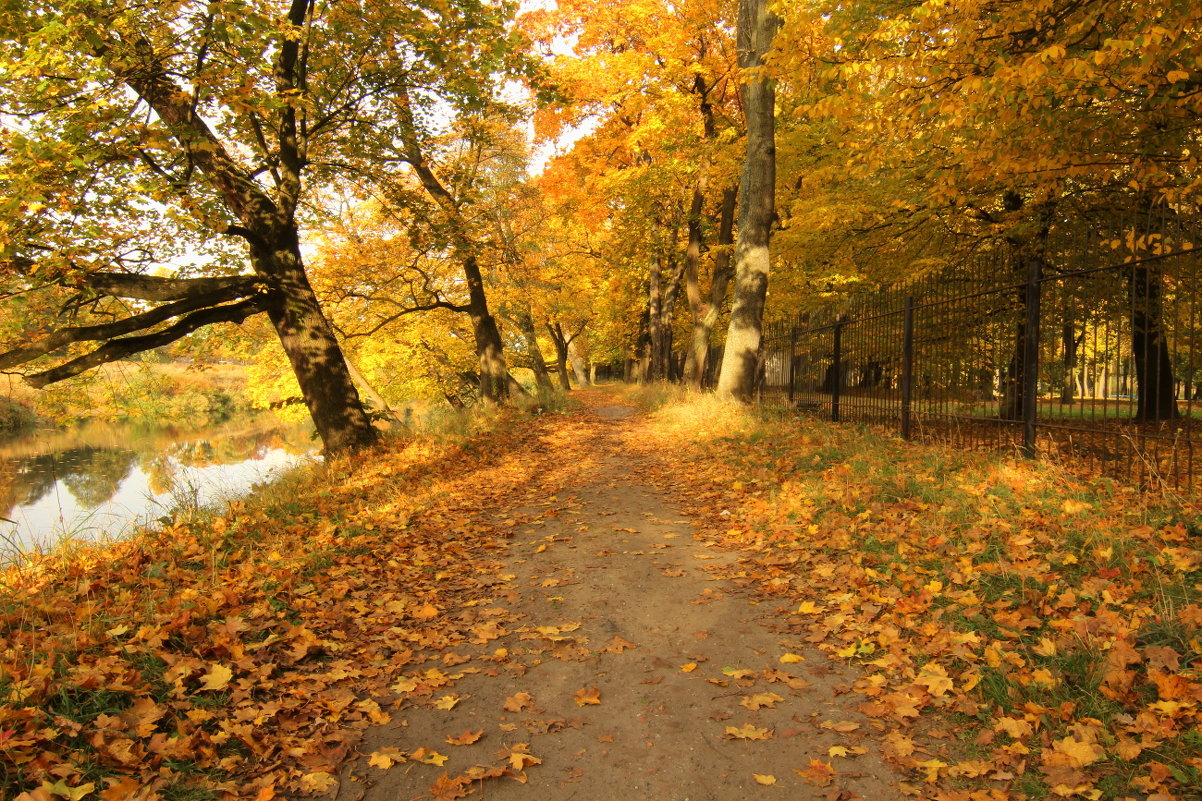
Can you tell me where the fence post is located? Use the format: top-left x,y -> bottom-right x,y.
787,326 -> 798,407
1022,256 -> 1043,458
901,296 -> 915,440
831,318 -> 843,422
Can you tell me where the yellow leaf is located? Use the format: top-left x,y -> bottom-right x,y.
796,601 -> 822,614
725,723 -> 772,740
299,772 -> 338,793
392,676 -> 419,693
779,653 -> 805,663
681,662 -> 698,672
413,603 -> 440,620
915,663 -> 953,697
198,663 -> 233,692
411,748 -> 449,766
752,774 -> 776,785
740,692 -> 784,710
434,694 -> 461,710
368,748 -> 406,769
1050,736 -> 1103,768
828,746 -> 851,757
1167,69 -> 1190,82
1033,638 -> 1057,657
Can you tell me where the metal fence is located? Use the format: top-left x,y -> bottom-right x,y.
758,208 -> 1202,491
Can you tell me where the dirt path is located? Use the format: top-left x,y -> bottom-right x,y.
332,395 -> 903,800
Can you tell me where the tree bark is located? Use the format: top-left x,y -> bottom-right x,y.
1130,263 -> 1179,421
513,309 -> 556,395
685,185 -> 738,387
256,235 -> 379,453
716,0 -> 779,401
568,338 -> 590,387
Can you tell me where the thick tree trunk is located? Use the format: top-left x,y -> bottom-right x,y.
258,238 -> 377,453
685,186 -> 738,387
1130,264 -> 1178,421
514,309 -> 555,394
463,254 -> 509,405
716,0 -> 779,401
547,322 -> 573,391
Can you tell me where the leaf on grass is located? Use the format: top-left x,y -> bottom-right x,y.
915,663 -> 953,697
198,663 -> 233,691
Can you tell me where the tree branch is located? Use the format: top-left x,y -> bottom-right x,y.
24,299 -> 267,388
0,281 -> 267,369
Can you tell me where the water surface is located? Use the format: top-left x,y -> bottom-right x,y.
1,417 -> 317,559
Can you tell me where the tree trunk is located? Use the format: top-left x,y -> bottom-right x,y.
1130,263 -> 1178,421
568,338 -> 590,387
716,0 -> 779,401
463,254 -> 509,405
514,309 -> 555,395
686,186 -> 738,388
1060,321 -> 1078,405
547,321 -> 573,391
343,354 -> 399,422
258,238 -> 377,453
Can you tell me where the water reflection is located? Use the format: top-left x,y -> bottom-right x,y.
0,417 -> 317,558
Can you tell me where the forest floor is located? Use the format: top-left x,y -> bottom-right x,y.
2,386 -> 1200,801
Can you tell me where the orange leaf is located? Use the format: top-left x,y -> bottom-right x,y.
502,691 -> 533,712
446,730 -> 484,746
574,686 -> 602,706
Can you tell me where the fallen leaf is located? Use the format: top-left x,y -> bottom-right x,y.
740,692 -> 785,710
446,730 -> 484,746
434,694 -> 461,710
753,774 -> 777,785
369,748 -> 407,769
795,759 -> 836,787
725,723 -> 772,740
503,691 -> 533,712
779,653 -> 805,663
198,663 -> 233,692
574,686 -> 602,706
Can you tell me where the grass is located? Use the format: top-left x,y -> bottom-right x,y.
636,390 -> 1202,800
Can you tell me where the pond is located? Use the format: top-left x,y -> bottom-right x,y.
0,416 -> 318,560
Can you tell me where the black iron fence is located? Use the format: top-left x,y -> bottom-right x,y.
759,208 -> 1202,491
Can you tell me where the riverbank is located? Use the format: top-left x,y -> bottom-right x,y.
2,389 -> 1200,801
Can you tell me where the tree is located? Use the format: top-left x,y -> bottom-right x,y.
716,0 -> 779,400
0,0 -> 536,450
